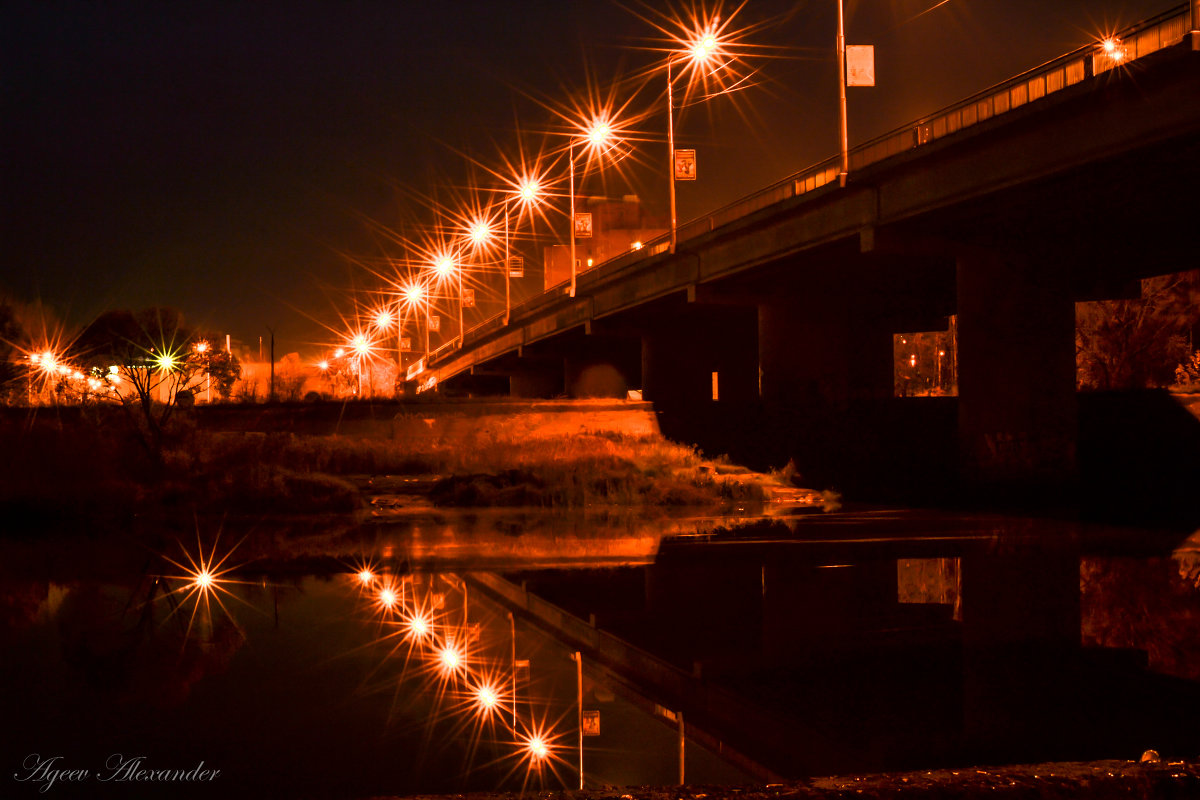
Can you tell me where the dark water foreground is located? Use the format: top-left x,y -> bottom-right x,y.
2,508 -> 1198,798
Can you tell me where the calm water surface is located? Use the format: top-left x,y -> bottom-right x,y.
2,509 -> 1198,798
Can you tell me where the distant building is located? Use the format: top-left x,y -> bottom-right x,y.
543,195 -> 667,292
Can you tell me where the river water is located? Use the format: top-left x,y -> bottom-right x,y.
2,508 -> 1198,798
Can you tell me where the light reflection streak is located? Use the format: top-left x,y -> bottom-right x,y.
157,530 -> 254,643
343,568 -> 573,789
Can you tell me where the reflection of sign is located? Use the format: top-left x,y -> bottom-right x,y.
674,148 -> 696,181
462,288 -> 475,308
428,315 -> 441,332
508,256 -> 524,278
574,212 -> 593,238
582,710 -> 601,736
846,45 -> 875,86
400,337 -> 412,351
515,659 -> 531,684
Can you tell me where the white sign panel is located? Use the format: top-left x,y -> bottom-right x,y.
846,45 -> 875,87
508,255 -> 524,278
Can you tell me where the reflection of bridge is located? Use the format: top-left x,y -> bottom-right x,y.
419,9 -> 1200,500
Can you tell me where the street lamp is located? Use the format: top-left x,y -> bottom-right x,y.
501,175 -> 545,324
665,24 -> 722,254
567,114 -> 619,298
426,249 -> 465,348
399,277 -> 431,369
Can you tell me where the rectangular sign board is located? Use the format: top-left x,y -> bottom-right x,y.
574,212 -> 593,238
846,44 -> 875,86
674,148 -> 697,180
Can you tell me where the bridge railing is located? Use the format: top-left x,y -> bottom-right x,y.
431,4 -> 1192,373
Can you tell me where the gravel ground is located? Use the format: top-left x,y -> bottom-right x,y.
381,758 -> 1200,800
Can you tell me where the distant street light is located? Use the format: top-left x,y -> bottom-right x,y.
502,176 -> 545,324
399,277 -> 431,370
426,250 -> 465,348
567,115 -> 619,298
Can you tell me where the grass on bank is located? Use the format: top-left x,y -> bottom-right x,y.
1,418 -> 766,521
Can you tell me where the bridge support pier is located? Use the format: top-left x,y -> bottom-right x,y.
757,290 -> 894,483
508,357 -> 565,398
564,332 -> 641,398
641,304 -> 758,456
956,248 -> 1077,502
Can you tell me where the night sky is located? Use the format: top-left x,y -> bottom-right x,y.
1,0 -> 1177,358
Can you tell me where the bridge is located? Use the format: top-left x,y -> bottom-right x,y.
413,7 -> 1200,506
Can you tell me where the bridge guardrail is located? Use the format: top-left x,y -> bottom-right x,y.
429,5 -> 1192,375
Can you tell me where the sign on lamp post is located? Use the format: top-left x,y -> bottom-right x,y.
846,44 -> 875,86
574,212 -> 593,239
674,149 -> 696,181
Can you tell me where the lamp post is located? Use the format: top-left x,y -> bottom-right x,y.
428,251 -> 464,349
398,278 -> 430,381
662,17 -> 751,253
666,30 -> 718,254
566,117 -> 617,298
837,0 -> 849,186
503,176 -> 544,325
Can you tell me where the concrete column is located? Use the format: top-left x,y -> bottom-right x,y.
641,305 -> 758,453
960,526 -> 1081,753
956,248 -> 1077,500
509,360 -> 564,398
757,290 -> 894,480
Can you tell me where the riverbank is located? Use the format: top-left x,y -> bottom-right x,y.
387,757 -> 1199,800
0,400 -> 836,529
